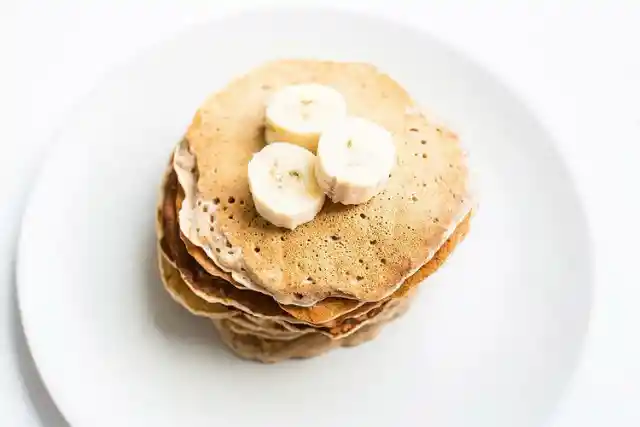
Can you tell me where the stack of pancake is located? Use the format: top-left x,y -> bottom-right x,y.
155,60 -> 472,363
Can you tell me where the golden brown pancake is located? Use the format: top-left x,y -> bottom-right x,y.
158,244 -> 234,319
179,59 -> 471,306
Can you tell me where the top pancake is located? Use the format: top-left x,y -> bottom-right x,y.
183,59 -> 470,305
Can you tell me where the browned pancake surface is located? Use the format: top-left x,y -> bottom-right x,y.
182,59 -> 470,305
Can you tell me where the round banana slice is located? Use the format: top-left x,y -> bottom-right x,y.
315,117 -> 396,205
265,84 -> 347,152
248,142 -> 326,230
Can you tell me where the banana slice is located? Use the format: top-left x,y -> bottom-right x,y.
315,117 -> 396,205
248,142 -> 326,230
265,84 -> 347,152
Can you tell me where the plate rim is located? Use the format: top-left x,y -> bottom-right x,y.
16,7 -> 595,427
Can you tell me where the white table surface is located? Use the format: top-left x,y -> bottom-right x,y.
1,0 -> 639,425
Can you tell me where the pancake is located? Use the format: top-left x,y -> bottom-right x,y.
233,313 -> 306,334
177,59 -> 471,306
224,318 -> 312,341
160,166 -> 471,333
158,248 -> 235,319
213,295 -> 412,363
213,319 -> 358,363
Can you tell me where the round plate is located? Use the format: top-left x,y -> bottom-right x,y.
17,9 -> 592,427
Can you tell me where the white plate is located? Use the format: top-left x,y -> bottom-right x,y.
17,8 -> 593,427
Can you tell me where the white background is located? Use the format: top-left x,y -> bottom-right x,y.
1,0 -> 639,426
